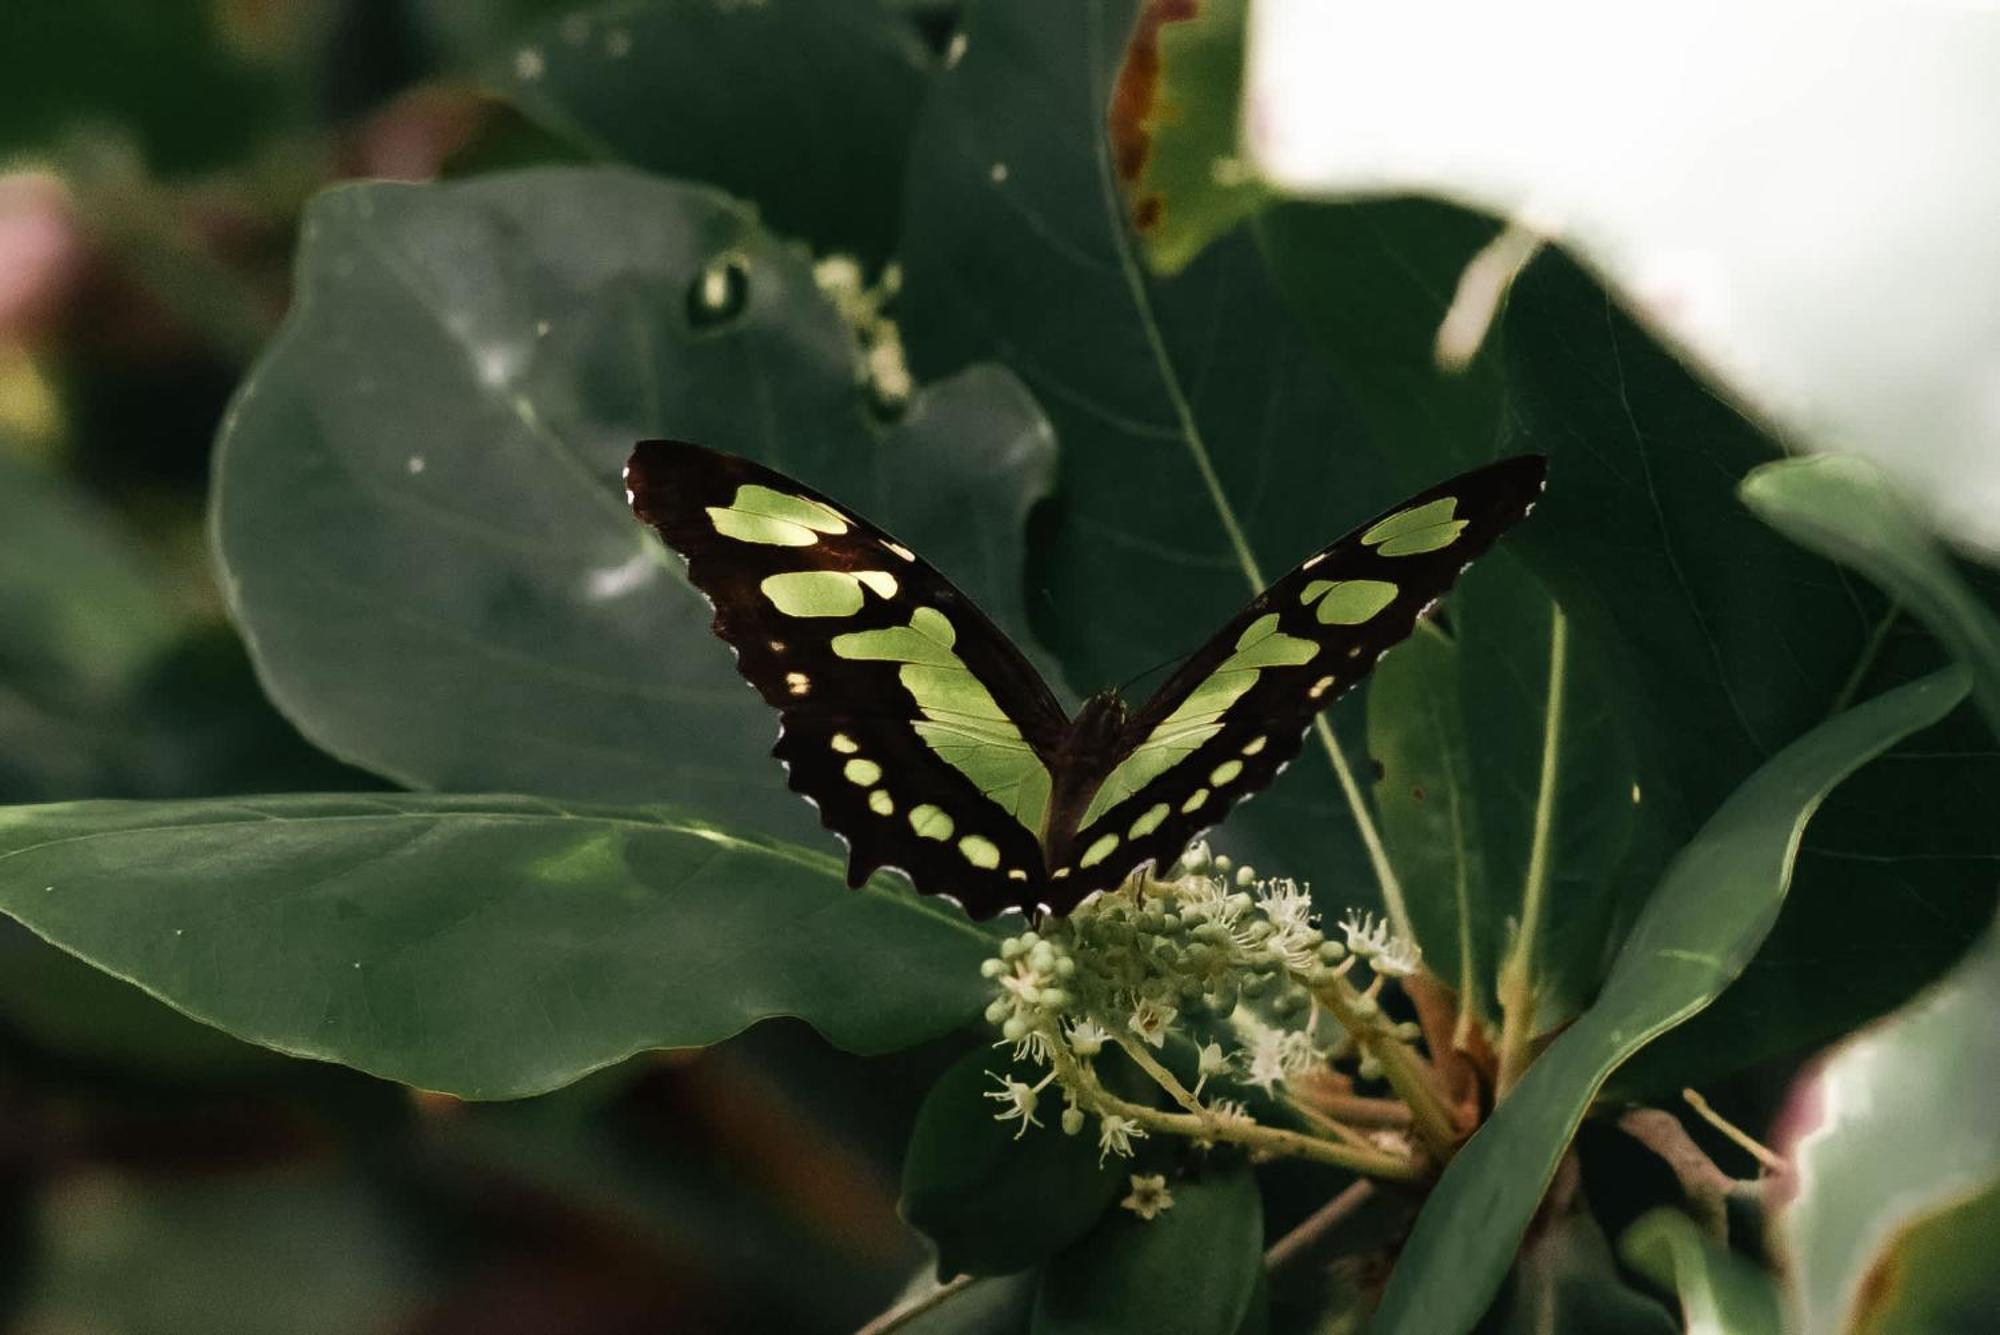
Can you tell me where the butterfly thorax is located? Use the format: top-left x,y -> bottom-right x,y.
1041,689 -> 1131,861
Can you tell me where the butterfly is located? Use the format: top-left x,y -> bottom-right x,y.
626,442 -> 1545,920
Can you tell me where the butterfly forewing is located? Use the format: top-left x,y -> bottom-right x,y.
626,441 -> 1068,916
1051,455 -> 1549,896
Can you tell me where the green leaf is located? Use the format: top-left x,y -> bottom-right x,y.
496,0 -> 931,260
1366,622 -> 1492,1017
1109,0 -> 1265,273
1369,553 -> 1652,1034
901,0 -> 1402,888
902,1048 -> 1123,1277
0,794 -> 996,1098
214,168 -> 1054,841
1741,453 -> 2000,737
1031,1163 -> 1261,1335
1371,667 -> 1971,1335
1781,915 -> 2000,1335
1269,225 -> 1997,1088
1499,253 -> 1999,1094
1619,1209 -> 1781,1335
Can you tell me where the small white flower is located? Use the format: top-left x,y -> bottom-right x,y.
985,1072 -> 1045,1138
1067,1018 -> 1112,1058
1006,1027 -> 1055,1066
1206,1098 -> 1253,1129
1243,1036 -> 1289,1093
1340,910 -> 1423,977
1127,999 -> 1177,1048
1098,1113 -> 1147,1163
1120,1173 -> 1174,1220
1193,1041 -> 1234,1095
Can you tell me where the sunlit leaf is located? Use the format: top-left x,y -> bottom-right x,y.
1243,2 -> 2000,561
1781,916 -> 2000,1335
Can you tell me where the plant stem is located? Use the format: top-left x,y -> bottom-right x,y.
852,1274 -> 978,1335
1682,1088 -> 1789,1175
1113,1033 -> 1207,1118
1263,1180 -> 1379,1271
1312,714 -> 1416,943
1049,1037 -> 1422,1181
1302,973 -> 1461,1162
1495,605 -> 1568,1097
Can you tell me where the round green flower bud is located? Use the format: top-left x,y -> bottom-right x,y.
1001,1016 -> 1029,1042
980,958 -> 1006,978
1350,993 -> 1380,1020
1319,940 -> 1348,963
1357,1052 -> 1384,1080
1062,1107 -> 1086,1135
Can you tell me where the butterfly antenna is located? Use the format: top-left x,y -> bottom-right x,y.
1115,646 -> 1194,699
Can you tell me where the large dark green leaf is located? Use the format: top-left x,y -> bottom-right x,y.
213,168 -> 1054,842
1264,207 -> 1999,1083
1371,667 -> 1969,1335
900,0 -> 1404,891
902,1047 -> 1123,1278
0,794 -> 995,1097
497,0 -> 930,260
1031,1162 -> 1261,1335
1780,915 -> 2000,1335
1368,552 -> 1650,1034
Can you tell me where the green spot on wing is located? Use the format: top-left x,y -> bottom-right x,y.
1128,803 -> 1170,839
1362,497 -> 1466,556
1378,522 -> 1468,556
833,610 -> 1052,836
762,570 -> 865,617
707,484 -> 849,546
1079,833 -> 1119,868
1301,578 -> 1399,624
1209,759 -> 1243,786
910,804 -> 955,840
1362,496 -> 1457,546
1078,610 -> 1315,829
843,758 -> 883,786
958,835 -> 1001,869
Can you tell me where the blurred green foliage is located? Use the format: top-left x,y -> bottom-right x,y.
1,0 -> 1996,1331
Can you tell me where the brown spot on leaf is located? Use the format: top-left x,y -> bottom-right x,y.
1411,786 -> 1426,803
1108,0 -> 1199,227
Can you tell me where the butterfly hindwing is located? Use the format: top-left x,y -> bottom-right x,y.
625,441 -> 1068,916
1051,456 -> 1549,896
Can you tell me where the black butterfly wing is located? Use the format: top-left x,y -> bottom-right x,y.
625,441 -> 1071,918
1048,455 -> 1548,899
